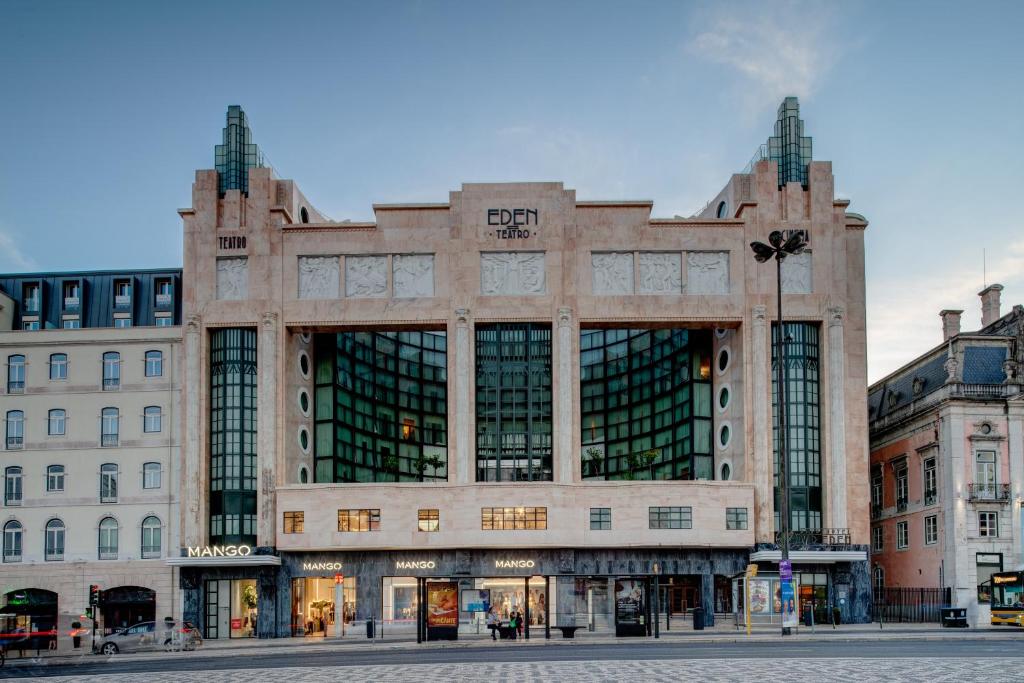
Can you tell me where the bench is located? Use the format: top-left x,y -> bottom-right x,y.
497,625 -> 518,639
554,626 -> 583,638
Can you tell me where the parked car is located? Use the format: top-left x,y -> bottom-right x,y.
96,620 -> 201,655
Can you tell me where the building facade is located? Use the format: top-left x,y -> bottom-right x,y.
172,100 -> 872,639
0,270 -> 182,642
869,287 -> 1024,626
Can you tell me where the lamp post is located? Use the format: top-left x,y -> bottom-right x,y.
750,230 -> 807,636
652,562 -> 661,639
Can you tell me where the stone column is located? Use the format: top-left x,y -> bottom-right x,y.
455,308 -> 471,485
257,312 -> 278,547
751,305 -> 773,542
700,572 -> 716,627
183,315 -> 202,548
557,307 -> 574,483
827,306 -> 848,531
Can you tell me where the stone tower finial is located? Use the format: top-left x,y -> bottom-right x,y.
767,97 -> 813,188
214,105 -> 265,197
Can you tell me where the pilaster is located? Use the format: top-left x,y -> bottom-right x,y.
751,304 -> 773,542
257,311 -> 279,546
455,308 -> 472,485
183,314 -> 203,548
827,306 -> 847,530
557,307 -> 574,483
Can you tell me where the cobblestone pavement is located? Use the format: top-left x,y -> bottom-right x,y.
19,657 -> 1019,682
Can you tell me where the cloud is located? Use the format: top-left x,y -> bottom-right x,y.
687,1 -> 842,114
0,228 -> 37,272
867,239 -> 1024,383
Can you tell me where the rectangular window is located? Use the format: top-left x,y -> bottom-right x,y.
48,410 -> 66,436
283,511 -> 304,534
726,507 -> 748,530
114,317 -> 132,328
4,468 -> 23,506
143,463 -> 161,489
894,464 -> 908,511
155,316 -> 173,327
975,451 -> 997,499
22,284 -> 40,313
924,515 -> 938,545
979,511 -> 999,538
50,354 -> 68,380
649,506 -> 692,529
47,466 -> 65,492
481,506 -> 548,530
896,520 -> 908,549
100,465 -> 118,503
62,318 -> 80,329
7,355 -> 25,393
337,509 -> 380,532
872,525 -> 883,552
590,507 -> 611,530
144,407 -> 162,433
923,457 -> 937,505
417,508 -> 439,532
23,321 -> 40,331
870,466 -> 883,511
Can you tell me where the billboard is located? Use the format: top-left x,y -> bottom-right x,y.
462,589 -> 491,613
427,582 -> 459,627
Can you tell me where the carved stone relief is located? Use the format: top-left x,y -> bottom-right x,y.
686,252 -> 729,295
393,254 -> 435,298
481,252 -> 545,295
591,252 -> 633,295
297,256 -> 340,300
345,256 -> 388,298
216,257 -> 248,300
638,252 -> 681,294
781,251 -> 812,294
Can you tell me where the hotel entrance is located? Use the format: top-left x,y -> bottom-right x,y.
290,576 -> 356,637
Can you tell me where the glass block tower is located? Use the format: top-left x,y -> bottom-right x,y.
214,105 -> 265,196
767,97 -> 812,188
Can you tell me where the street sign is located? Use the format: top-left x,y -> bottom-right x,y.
779,560 -> 793,580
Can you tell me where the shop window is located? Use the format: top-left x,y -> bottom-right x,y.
590,507 -> 611,530
977,553 -> 1003,603
649,506 -> 692,529
292,576 -> 356,637
726,507 -> 748,530
417,509 -> 439,532
481,507 -> 547,530
284,511 -> 304,534
337,509 -> 380,532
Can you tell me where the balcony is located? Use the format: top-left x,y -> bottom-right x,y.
924,490 -> 938,506
114,294 -> 132,309
155,293 -> 173,308
6,437 -> 23,450
63,296 -> 80,312
22,298 -> 40,314
968,483 -> 1011,502
102,378 -> 120,391
101,434 -> 119,447
896,497 -> 908,513
776,528 -> 853,550
6,381 -> 24,394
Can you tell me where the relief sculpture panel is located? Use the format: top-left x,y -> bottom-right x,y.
686,252 -> 730,295
481,252 -> 546,295
345,255 -> 388,298
216,257 -> 248,300
591,252 -> 634,295
781,251 -> 812,294
297,256 -> 340,299
393,254 -> 435,298
638,252 -> 682,295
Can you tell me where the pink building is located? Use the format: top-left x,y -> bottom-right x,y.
869,286 -> 1024,625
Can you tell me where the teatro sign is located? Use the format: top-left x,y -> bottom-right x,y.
187,545 -> 252,558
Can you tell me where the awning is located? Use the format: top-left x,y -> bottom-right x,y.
747,550 -> 867,564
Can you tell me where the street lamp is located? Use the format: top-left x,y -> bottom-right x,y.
750,230 -> 807,636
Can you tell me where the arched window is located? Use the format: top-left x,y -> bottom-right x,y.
46,465 -> 65,492
873,565 -> 885,594
98,517 -> 118,560
45,519 -> 65,561
100,464 -> 118,503
48,409 -> 66,436
142,462 -> 161,489
3,520 -> 22,562
102,352 -> 120,390
4,466 -> 22,505
144,350 -> 163,378
101,408 -> 119,446
143,406 -> 162,433
7,354 -> 26,393
716,200 -> 728,218
141,516 -> 161,558
5,410 -> 24,450
49,353 -> 68,381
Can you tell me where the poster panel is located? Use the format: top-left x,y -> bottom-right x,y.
461,589 -> 491,613
748,578 -> 771,614
780,578 -> 798,628
615,579 -> 644,624
427,582 -> 459,627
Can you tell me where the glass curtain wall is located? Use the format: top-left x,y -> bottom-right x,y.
209,328 -> 258,546
475,323 -> 553,482
771,322 -> 822,532
580,328 -> 713,480
313,331 -> 447,483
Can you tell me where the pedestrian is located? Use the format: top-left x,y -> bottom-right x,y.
508,610 -> 518,639
486,609 -> 498,641
516,609 -> 524,638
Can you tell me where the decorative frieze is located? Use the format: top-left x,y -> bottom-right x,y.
216,257 -> 248,300
781,251 -> 812,294
591,252 -> 634,295
638,252 -> 682,295
345,256 -> 388,298
481,252 -> 546,295
687,252 -> 730,295
297,256 -> 340,300
393,254 -> 435,298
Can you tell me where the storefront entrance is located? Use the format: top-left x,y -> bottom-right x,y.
100,586 -> 156,634
204,579 -> 258,639
1,589 -> 57,645
291,576 -> 356,637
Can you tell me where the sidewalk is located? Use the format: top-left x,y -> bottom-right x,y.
8,621 -> 1018,668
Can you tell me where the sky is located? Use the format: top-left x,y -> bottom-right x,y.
1,0 -> 1022,382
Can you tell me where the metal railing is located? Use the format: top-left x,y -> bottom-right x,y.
6,381 -> 24,394
968,483 -> 1011,502
924,490 -> 937,506
114,294 -> 131,308
102,378 -> 120,390
6,436 -> 23,450
873,587 -> 951,623
896,498 -> 908,513
101,434 -> 119,447
775,528 -> 852,549
155,293 -> 173,307
63,296 -> 80,310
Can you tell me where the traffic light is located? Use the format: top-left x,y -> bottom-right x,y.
84,607 -> 94,620
89,584 -> 100,606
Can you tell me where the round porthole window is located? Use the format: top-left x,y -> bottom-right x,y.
718,386 -> 730,410
720,462 -> 731,481
717,348 -> 730,374
298,389 -> 310,416
298,426 -> 310,453
298,351 -> 310,379
719,423 -> 731,448
980,423 -> 992,435
299,465 -> 309,484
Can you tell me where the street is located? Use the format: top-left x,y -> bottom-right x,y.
3,638 -> 1023,681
